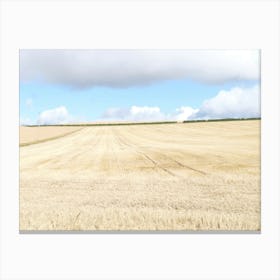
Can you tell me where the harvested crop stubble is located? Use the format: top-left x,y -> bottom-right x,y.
20,120 -> 261,231
20,126 -> 81,146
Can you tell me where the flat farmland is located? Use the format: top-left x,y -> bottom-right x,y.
20,126 -> 81,146
20,120 -> 261,231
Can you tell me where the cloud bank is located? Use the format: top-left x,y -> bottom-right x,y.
37,106 -> 71,125
174,107 -> 199,121
30,85 -> 260,125
36,106 -> 86,125
101,85 -> 260,122
192,85 -> 260,120
20,50 -> 260,88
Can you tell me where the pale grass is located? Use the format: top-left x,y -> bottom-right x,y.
20,126 -> 81,146
20,120 -> 261,231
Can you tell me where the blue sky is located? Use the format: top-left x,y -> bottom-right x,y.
20,50 -> 260,125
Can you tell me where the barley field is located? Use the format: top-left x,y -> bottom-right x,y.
19,120 -> 261,231
20,126 -> 81,146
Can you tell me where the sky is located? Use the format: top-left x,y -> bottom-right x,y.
20,50 -> 260,125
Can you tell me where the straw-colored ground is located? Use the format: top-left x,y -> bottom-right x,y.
20,126 -> 81,146
20,120 -> 261,231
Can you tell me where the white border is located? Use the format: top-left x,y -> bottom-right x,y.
1,0 -> 279,279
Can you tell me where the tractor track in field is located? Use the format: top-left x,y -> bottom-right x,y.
112,128 -> 177,177
124,127 -> 208,176
113,127 -> 206,177
114,127 -> 206,176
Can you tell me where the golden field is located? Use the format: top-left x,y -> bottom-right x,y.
19,120 -> 261,231
20,126 -> 81,146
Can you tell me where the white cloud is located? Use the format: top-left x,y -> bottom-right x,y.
20,50 -> 260,88
129,106 -> 165,121
102,106 -> 165,122
191,85 -> 260,119
101,85 -> 260,122
35,86 -> 259,125
37,106 -> 70,125
173,106 -> 199,121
